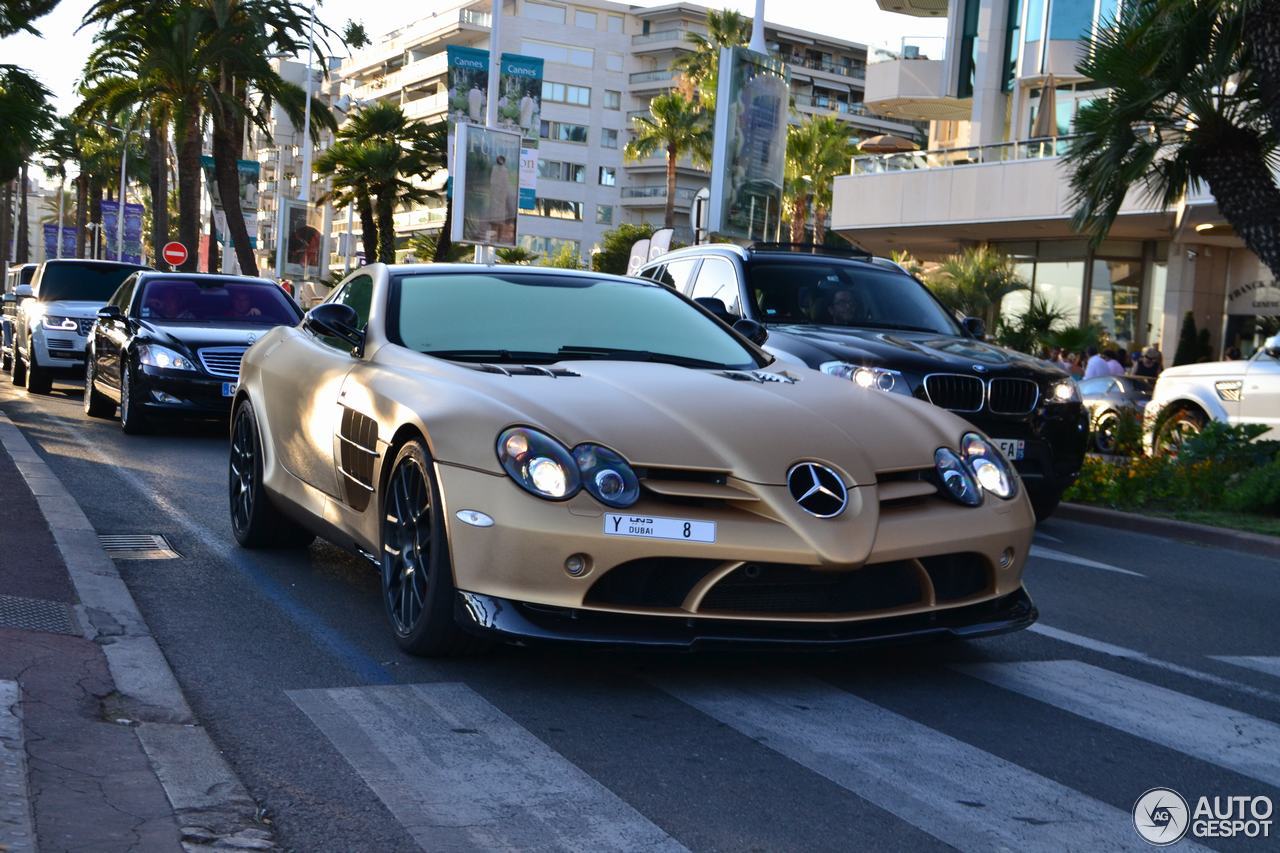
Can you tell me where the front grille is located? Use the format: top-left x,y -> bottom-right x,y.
699,561 -> 924,615
987,378 -> 1040,416
197,346 -> 247,380
46,338 -> 76,350
77,318 -> 94,336
585,558 -> 720,609
924,374 -> 984,412
919,553 -> 991,602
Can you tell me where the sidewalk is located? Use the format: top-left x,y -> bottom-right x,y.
0,413 -> 273,852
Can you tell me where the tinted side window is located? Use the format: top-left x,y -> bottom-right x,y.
661,258 -> 700,294
111,276 -> 138,311
689,258 -> 741,316
333,274 -> 374,330
639,264 -> 664,282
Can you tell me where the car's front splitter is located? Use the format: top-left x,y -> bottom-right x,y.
454,586 -> 1037,650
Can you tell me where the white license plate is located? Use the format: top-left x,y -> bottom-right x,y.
603,513 -> 716,543
995,438 -> 1026,460
221,382 -> 237,397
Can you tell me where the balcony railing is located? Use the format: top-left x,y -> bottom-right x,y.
785,55 -> 865,79
850,135 -> 1078,175
629,69 -> 676,84
621,186 -> 699,203
632,28 -> 692,46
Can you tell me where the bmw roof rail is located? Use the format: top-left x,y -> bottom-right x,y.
746,241 -> 873,259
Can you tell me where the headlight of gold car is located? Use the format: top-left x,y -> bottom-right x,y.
574,444 -> 640,508
497,427 -> 581,500
934,447 -> 982,507
960,432 -> 1018,500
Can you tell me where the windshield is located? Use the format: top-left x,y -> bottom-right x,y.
747,258 -> 961,335
391,272 -> 761,369
138,279 -> 300,325
38,262 -> 147,302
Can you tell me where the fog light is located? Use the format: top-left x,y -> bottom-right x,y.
564,553 -> 591,577
150,390 -> 182,404
999,548 -> 1014,569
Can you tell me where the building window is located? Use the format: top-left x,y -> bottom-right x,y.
520,235 -> 580,257
1089,258 -> 1143,348
532,198 -> 585,220
523,0 -> 565,24
596,204 -> 613,225
542,81 -> 590,106
1001,0 -> 1023,92
598,166 -> 616,186
538,159 -> 586,182
955,0 -> 982,98
603,89 -> 621,110
600,128 -> 619,149
521,38 -> 593,68
539,120 -> 589,143
607,14 -> 624,33
605,52 -> 624,72
574,10 -> 597,29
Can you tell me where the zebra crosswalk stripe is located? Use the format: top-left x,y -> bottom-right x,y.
288,683 -> 687,853
956,660 -> 1280,788
1210,656 -> 1280,680
656,674 -> 1159,852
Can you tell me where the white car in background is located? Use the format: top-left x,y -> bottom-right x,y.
1145,335 -> 1280,452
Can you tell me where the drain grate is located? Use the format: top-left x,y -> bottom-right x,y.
0,594 -> 79,635
98,534 -> 181,560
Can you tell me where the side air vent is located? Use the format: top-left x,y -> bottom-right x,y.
338,407 -> 378,512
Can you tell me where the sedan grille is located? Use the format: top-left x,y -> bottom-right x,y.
197,346 -> 247,380
77,318 -> 94,337
923,374 -> 984,412
987,378 -> 1040,416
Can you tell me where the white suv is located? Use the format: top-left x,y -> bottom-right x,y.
1145,335 -> 1280,452
12,259 -> 149,394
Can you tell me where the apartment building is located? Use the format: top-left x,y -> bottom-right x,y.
324,0 -> 922,265
831,0 -> 1277,357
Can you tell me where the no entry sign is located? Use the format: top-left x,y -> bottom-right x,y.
161,241 -> 188,267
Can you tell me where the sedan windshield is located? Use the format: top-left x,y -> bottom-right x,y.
38,262 -> 147,303
748,258 -> 961,335
138,279 -> 300,325
392,272 -> 761,369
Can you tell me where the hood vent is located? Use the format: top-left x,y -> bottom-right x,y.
466,363 -> 579,377
717,370 -> 798,384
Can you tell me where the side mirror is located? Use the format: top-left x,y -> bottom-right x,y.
15,284 -> 33,300
962,316 -> 986,340
694,296 -> 736,323
1,293 -> 15,305
305,302 -> 364,352
97,305 -> 123,321
1264,335 -> 1280,358
733,318 -> 769,346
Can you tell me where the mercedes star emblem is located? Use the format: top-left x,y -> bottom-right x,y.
786,462 -> 849,518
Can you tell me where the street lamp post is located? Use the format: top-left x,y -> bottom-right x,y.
94,119 -> 133,262
750,0 -> 767,54
298,3 -> 317,203
474,0 -> 503,265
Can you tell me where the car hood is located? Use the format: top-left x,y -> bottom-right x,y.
42,300 -> 106,318
764,325 -> 1063,377
141,321 -> 290,353
373,345 -> 972,486
1158,359 -> 1248,379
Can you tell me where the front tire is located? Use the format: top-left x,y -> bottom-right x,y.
228,399 -> 314,549
24,341 -> 50,394
1093,411 -> 1119,454
10,348 -> 25,386
119,359 -> 151,434
380,440 -> 481,657
1155,406 -> 1205,456
83,356 -> 115,418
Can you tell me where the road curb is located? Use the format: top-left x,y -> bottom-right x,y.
1057,502 -> 1280,559
0,411 -> 277,850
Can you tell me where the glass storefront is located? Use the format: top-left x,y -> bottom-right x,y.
1032,260 -> 1086,325
1089,259 -> 1143,349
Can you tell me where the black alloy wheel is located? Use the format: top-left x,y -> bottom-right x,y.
1093,411 -> 1119,454
119,359 -> 149,434
228,399 -> 313,549
1155,407 -> 1205,457
83,355 -> 115,418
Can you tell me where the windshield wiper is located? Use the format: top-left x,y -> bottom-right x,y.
555,345 -> 729,369
426,348 -> 560,363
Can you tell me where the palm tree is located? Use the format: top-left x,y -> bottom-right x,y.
1065,0 -> 1280,277
315,139 -> 379,263
671,8 -> 752,105
625,92 -> 712,229
408,229 -> 469,263
926,246 -> 1030,331
783,116 -> 856,244
496,246 -> 538,264
40,118 -> 80,256
0,66 -> 53,266
0,0 -> 60,36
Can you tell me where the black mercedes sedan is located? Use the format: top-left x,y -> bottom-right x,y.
637,244 -> 1089,520
84,272 -> 302,433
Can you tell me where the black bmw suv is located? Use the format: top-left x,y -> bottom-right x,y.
637,243 -> 1089,519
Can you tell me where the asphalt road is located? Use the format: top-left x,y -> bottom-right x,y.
3,376 -> 1279,852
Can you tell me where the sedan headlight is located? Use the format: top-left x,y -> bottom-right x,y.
820,361 -> 909,395
935,447 -> 982,507
1048,378 -> 1080,403
496,427 -> 581,500
42,314 -> 78,331
574,444 -> 640,508
960,432 -> 1018,500
137,344 -> 197,371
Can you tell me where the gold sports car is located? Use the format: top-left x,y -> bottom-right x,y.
228,264 -> 1036,656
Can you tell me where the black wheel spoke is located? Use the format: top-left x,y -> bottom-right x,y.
381,455 -> 435,637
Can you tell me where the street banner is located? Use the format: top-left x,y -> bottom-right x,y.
100,201 -> 145,264
451,124 -> 521,248
709,46 -> 790,241
626,239 -> 651,276
447,46 -> 490,127
41,223 -> 76,260
200,156 -> 261,249
498,53 -> 542,142
282,198 -> 323,279
647,228 -> 674,261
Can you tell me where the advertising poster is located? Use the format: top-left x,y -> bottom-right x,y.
283,198 -> 323,279
452,124 -> 521,248
100,201 -> 145,264
200,156 -> 261,249
709,46 -> 790,241
497,53 -> 542,142
42,223 -> 76,260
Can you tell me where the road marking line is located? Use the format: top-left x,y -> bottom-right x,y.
0,680 -> 36,853
1028,545 -> 1145,577
956,660 -> 1280,788
288,683 -> 687,853
1033,530 -> 1064,543
657,675 -> 1154,852
1210,656 -> 1280,680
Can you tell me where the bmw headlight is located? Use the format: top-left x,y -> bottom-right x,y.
960,432 -> 1018,500
496,427 -> 581,500
820,361 -> 908,394
137,344 -> 197,371
934,447 -> 982,507
574,444 -> 640,508
42,314 -> 77,331
1048,378 -> 1080,403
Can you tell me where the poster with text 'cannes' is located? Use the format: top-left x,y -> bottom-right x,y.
709,46 -> 790,241
452,124 -> 521,248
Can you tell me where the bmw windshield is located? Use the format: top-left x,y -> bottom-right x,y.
391,272 -> 762,370
747,257 -> 962,335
